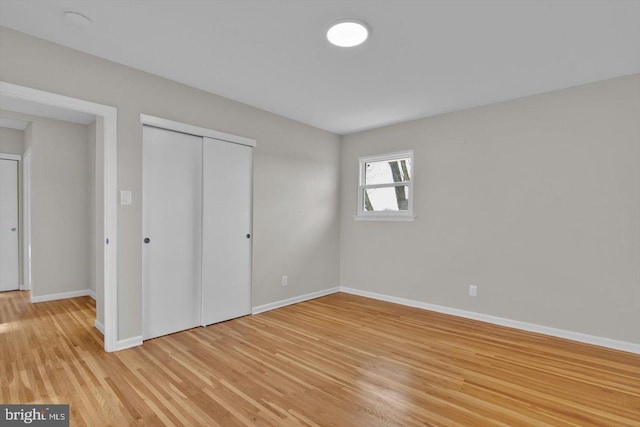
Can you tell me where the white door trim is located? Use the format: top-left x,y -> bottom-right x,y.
0,81 -> 119,353
140,114 -> 257,148
0,153 -> 21,161
22,148 -> 31,291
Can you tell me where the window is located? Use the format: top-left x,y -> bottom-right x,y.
356,150 -> 414,221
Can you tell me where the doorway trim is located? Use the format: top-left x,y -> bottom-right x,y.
22,148 -> 31,291
140,114 -> 257,147
1,81 -> 118,352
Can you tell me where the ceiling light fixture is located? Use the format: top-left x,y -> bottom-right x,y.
327,20 -> 369,47
63,11 -> 92,26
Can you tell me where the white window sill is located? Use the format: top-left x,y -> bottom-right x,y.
353,215 -> 416,222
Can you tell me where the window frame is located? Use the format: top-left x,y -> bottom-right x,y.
356,150 -> 415,221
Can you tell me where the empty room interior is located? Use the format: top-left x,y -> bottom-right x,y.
0,1 -> 639,426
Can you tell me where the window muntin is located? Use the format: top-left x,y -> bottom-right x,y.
364,157 -> 411,186
357,151 -> 414,219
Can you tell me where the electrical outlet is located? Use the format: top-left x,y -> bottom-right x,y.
281,276 -> 288,287
469,285 -> 477,297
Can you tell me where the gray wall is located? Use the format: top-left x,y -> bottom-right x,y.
24,123 -> 32,150
31,117 -> 91,297
0,127 -> 24,154
87,119 -> 105,327
340,75 -> 640,344
88,121 -> 96,295
93,118 -> 105,326
1,110 -> 94,298
0,27 -> 341,340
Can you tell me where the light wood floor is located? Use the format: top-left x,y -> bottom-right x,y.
1,291 -> 639,426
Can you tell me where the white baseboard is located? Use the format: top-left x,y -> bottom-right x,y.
252,287 -> 340,315
88,289 -> 97,300
31,289 -> 92,303
116,335 -> 143,351
94,319 -> 105,335
340,287 -> 640,355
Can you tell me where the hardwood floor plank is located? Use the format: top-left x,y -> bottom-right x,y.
1,290 -> 639,426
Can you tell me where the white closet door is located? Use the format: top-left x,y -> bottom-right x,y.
142,126 -> 202,340
0,159 -> 19,291
202,137 -> 252,326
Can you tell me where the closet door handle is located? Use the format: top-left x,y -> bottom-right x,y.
144,237 -> 151,244
246,234 -> 251,239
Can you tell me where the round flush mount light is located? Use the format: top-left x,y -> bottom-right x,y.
327,20 -> 369,47
63,11 -> 92,26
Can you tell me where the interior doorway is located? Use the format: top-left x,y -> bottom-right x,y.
0,81 -> 118,352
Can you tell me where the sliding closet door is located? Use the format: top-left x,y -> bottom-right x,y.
201,137 -> 252,326
0,158 -> 19,291
142,126 -> 202,340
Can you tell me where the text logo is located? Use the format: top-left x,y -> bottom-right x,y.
1,405 -> 69,426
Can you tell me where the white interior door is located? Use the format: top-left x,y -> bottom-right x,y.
0,158 -> 19,291
201,137 -> 252,325
142,126 -> 202,340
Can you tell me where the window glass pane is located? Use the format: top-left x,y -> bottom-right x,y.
365,158 -> 411,185
363,186 -> 409,212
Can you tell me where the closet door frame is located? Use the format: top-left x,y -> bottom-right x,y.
140,114 -> 256,333
140,115 -> 257,148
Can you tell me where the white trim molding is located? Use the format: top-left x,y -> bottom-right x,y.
116,336 -> 143,351
340,287 -> 640,354
353,215 -> 416,222
1,81 -> 119,353
22,148 -> 32,292
31,289 -> 92,303
88,289 -> 97,300
0,153 -> 22,161
252,287 -> 340,315
140,114 -> 257,148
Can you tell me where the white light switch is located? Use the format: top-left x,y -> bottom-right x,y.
120,190 -> 132,205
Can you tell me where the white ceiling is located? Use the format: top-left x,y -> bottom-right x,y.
0,0 -> 638,135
